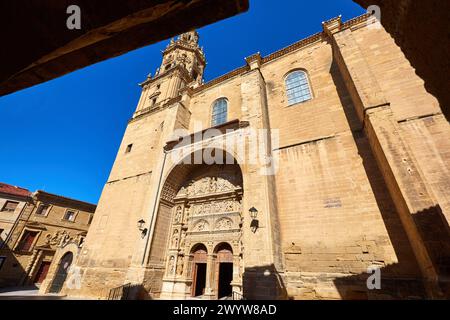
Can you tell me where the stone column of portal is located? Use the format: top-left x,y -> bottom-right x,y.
324,17 -> 447,298
239,53 -> 285,300
204,254 -> 215,299
230,254 -> 242,294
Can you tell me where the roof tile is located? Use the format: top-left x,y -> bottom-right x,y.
0,182 -> 31,198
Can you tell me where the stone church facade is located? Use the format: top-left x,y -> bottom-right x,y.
62,14 -> 450,299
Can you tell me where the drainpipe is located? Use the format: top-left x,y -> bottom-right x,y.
141,150 -> 168,265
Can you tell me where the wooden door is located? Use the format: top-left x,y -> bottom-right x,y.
34,261 -> 51,284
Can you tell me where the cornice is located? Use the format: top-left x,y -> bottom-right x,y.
190,14 -> 370,95
148,91 -> 161,99
261,32 -> 323,64
192,65 -> 250,94
179,85 -> 195,97
163,119 -> 248,152
33,190 -> 96,212
24,221 -> 47,230
341,13 -> 371,30
129,96 -> 183,124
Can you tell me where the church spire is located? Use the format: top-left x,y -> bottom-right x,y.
136,30 -> 206,114
157,30 -> 206,86
178,30 -> 200,46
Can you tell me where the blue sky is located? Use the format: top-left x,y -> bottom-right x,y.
0,1 -> 365,204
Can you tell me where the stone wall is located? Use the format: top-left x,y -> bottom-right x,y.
353,0 -> 450,121
0,194 -> 93,288
67,15 -> 450,299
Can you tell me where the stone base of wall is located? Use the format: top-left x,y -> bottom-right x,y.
159,278 -> 192,299
141,266 -> 165,299
284,272 -> 426,300
65,267 -> 128,299
64,266 -> 427,300
242,265 -> 288,300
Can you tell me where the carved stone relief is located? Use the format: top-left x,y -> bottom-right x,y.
193,220 -> 209,232
184,176 -> 237,197
45,230 -> 75,247
191,199 -> 241,216
165,170 -> 243,283
215,218 -> 233,230
161,182 -> 176,202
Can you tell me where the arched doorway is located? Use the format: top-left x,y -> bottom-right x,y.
49,252 -> 73,293
215,242 -> 233,298
190,244 -> 208,297
155,150 -> 244,299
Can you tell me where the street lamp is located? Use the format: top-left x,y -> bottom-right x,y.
249,207 -> 258,219
137,219 -> 147,238
249,207 -> 259,233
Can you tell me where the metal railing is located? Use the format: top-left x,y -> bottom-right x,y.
108,283 -> 132,300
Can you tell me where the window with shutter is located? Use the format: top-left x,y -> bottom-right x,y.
63,210 -> 76,222
1,201 -> 19,212
17,230 -> 39,252
36,204 -> 50,216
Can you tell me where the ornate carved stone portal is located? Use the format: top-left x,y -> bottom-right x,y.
160,165 -> 243,299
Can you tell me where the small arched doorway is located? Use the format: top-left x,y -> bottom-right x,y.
191,244 -> 208,297
49,252 -> 73,293
215,243 -> 233,298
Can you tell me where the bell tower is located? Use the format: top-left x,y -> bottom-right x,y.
160,30 -> 205,84
134,30 -> 206,114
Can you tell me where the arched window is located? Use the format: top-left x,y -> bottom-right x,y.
285,70 -> 312,105
211,98 -> 228,126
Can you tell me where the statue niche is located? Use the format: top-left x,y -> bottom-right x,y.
167,256 -> 175,276
171,229 -> 179,248
176,255 -> 184,276
174,205 -> 183,223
